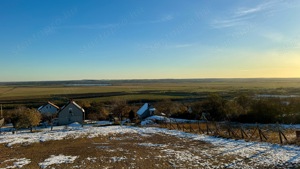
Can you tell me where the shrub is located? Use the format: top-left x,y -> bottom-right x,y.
8,107 -> 41,132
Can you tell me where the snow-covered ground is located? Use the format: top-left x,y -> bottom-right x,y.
141,116 -> 300,130
39,155 -> 78,169
141,115 -> 199,125
1,158 -> 31,169
0,124 -> 300,168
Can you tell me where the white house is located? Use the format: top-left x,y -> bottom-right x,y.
38,102 -> 60,115
137,103 -> 155,119
58,101 -> 85,125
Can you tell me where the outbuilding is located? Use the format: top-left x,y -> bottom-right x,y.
136,103 -> 155,119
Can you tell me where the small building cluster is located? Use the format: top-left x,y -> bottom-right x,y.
38,101 -> 85,125
37,101 -> 155,126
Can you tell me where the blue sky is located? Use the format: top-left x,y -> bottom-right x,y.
1,0 -> 300,81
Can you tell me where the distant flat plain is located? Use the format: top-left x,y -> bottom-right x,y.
0,78 -> 299,107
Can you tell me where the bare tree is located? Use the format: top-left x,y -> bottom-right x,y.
8,107 -> 41,133
111,98 -> 130,122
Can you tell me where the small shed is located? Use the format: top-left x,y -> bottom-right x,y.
137,103 -> 155,119
58,101 -> 85,125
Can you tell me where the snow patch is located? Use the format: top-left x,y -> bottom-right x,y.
96,121 -> 113,125
1,125 -> 300,168
39,154 -> 78,169
67,122 -> 82,129
110,156 -> 127,163
86,157 -> 97,163
138,143 -> 167,147
141,115 -> 199,126
2,158 -> 31,169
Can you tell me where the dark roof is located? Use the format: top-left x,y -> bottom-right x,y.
38,101 -> 60,111
58,101 -> 85,114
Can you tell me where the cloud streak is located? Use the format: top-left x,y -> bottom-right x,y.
211,16 -> 252,28
211,1 -> 282,29
235,1 -> 275,17
56,15 -> 174,30
136,14 -> 174,24
56,23 -> 118,30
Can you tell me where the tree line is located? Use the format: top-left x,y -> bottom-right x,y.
79,94 -> 300,124
190,94 -> 300,124
2,93 -> 300,132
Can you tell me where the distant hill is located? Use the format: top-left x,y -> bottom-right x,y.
1,78 -> 300,86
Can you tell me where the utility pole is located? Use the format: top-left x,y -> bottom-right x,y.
0,104 -> 3,131
0,104 -> 2,118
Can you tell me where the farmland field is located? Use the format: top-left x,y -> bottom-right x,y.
1,78 -> 300,108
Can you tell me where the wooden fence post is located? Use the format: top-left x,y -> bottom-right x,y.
214,122 -> 220,135
169,120 -> 175,129
258,128 -> 267,141
181,123 -> 186,131
198,121 -> 204,134
250,124 -> 258,139
277,123 -> 287,144
240,125 -> 248,139
227,125 -> 231,137
206,121 -> 210,134
189,123 -> 193,132
176,122 -> 181,130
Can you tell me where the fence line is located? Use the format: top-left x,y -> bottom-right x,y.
159,120 -> 294,145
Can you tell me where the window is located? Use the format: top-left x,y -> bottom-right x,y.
69,108 -> 73,115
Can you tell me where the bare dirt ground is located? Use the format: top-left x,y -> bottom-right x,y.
0,132 -> 285,169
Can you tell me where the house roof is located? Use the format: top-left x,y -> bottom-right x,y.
38,101 -> 60,111
59,101 -> 85,113
47,101 -> 60,109
137,103 -> 149,116
72,101 -> 85,113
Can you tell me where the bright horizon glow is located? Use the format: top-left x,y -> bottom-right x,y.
1,0 -> 300,82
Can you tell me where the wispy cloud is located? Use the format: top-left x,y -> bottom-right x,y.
56,23 -> 118,30
57,15 -> 173,30
235,1 -> 275,17
212,1 -> 281,29
211,16 -> 252,28
138,43 -> 193,50
169,43 -> 193,48
137,14 -> 174,24
155,15 -> 174,23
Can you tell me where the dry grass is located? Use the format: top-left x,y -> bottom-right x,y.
1,128 -> 299,168
0,132 -> 273,169
0,133 -> 212,169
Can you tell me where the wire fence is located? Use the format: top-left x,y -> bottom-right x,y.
157,119 -> 300,145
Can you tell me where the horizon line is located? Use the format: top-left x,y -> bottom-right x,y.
1,77 -> 300,83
